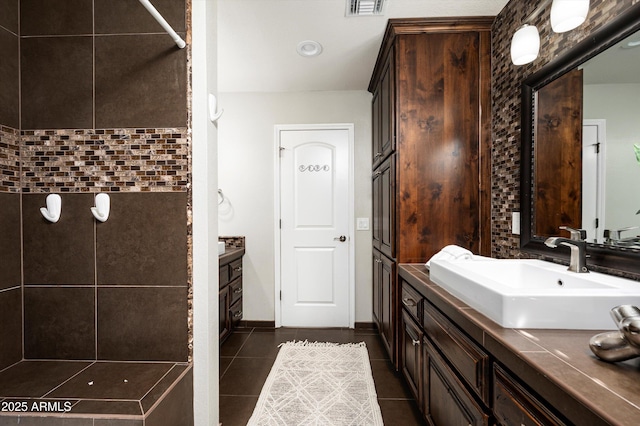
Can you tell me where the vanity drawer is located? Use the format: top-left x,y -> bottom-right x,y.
230,298 -> 243,328
401,281 -> 422,322
493,363 -> 567,426
230,277 -> 243,306
423,301 -> 489,403
229,259 -> 243,282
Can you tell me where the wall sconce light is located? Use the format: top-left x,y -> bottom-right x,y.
550,0 -> 590,33
510,0 -> 590,66
511,25 -> 541,66
40,194 -> 62,223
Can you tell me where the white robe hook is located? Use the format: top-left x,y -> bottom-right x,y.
40,194 -> 62,223
209,94 -> 224,122
91,193 -> 111,222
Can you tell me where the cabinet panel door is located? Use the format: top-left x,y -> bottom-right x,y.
396,32 -> 482,262
219,287 -> 230,344
372,89 -> 382,167
423,337 -> 489,426
372,251 -> 382,328
401,311 -> 423,404
380,155 -> 395,259
380,253 -> 396,362
379,48 -> 395,162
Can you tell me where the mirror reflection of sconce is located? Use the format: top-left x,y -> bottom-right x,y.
209,94 -> 224,123
510,0 -> 590,66
91,193 -> 110,222
40,194 -> 62,223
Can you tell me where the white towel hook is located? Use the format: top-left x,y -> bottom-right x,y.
40,194 -> 62,223
91,193 -> 111,222
209,94 -> 224,122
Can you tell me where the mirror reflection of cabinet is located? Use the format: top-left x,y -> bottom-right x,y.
534,69 -> 583,237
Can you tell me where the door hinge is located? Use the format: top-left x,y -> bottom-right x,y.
595,218 -> 599,228
280,291 -> 282,300
595,142 -> 600,154
279,146 -> 285,156
279,219 -> 282,229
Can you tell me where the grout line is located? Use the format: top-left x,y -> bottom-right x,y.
40,361 -> 96,398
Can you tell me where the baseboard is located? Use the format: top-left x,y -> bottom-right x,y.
355,322 -> 377,330
238,320 -> 276,328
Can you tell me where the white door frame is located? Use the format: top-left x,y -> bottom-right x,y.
583,119 -> 607,243
274,123 -> 355,328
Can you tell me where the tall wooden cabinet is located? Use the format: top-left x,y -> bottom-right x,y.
370,18 -> 493,366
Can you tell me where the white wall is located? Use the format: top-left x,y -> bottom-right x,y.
192,0 -> 219,424
584,83 -> 640,234
218,90 -> 373,323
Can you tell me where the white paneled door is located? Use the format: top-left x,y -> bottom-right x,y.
278,126 -> 352,327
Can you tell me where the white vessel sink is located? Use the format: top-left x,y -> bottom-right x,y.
218,241 -> 226,255
429,259 -> 640,329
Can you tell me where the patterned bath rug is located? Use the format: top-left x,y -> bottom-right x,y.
247,341 -> 384,426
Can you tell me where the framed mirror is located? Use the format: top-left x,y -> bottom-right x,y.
520,3 -> 640,276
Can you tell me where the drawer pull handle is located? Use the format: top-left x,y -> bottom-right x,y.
372,170 -> 382,177
233,266 -> 242,272
233,288 -> 243,294
411,339 -> 421,346
233,311 -> 243,318
374,152 -> 383,159
402,297 -> 417,307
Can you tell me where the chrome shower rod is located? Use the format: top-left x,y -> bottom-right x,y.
138,0 -> 186,49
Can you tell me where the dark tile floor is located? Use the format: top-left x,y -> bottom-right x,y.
219,327 -> 426,426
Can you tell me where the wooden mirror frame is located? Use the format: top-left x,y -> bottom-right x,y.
520,2 -> 640,276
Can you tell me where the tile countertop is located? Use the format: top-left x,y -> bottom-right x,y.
219,247 -> 245,264
399,264 -> 640,426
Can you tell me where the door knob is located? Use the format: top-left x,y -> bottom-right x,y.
334,235 -> 347,242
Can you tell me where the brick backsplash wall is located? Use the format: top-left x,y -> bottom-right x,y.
20,127 -> 189,192
0,125 -> 20,193
491,0 -> 638,264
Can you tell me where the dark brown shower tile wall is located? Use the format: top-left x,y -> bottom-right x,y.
0,3 -> 19,129
19,192 -> 189,361
0,193 -> 22,370
0,0 -> 192,363
20,0 -> 187,129
491,0 -> 637,259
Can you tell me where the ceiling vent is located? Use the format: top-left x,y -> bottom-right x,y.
346,0 -> 387,17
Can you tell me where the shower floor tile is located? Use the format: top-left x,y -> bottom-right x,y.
0,361 -> 91,398
0,360 -> 191,420
46,362 -> 174,400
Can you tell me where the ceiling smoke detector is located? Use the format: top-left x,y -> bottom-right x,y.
346,0 -> 386,17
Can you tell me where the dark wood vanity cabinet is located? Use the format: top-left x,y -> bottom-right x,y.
400,276 -> 568,426
370,17 -> 492,367
219,250 -> 244,344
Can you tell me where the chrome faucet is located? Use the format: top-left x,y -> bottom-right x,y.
544,226 -> 589,273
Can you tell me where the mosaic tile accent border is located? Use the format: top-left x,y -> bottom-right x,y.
491,0 -> 639,280
20,127 -> 189,192
0,125 -> 20,193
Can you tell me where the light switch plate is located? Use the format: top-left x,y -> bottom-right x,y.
512,211 -> 520,235
356,217 -> 370,231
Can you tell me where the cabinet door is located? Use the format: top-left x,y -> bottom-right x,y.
379,155 -> 395,259
372,250 -> 382,328
372,167 -> 382,251
423,337 -> 490,426
372,88 -> 382,167
219,287 -> 230,344
380,253 -> 396,362
401,311 -> 423,404
379,48 -> 395,162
